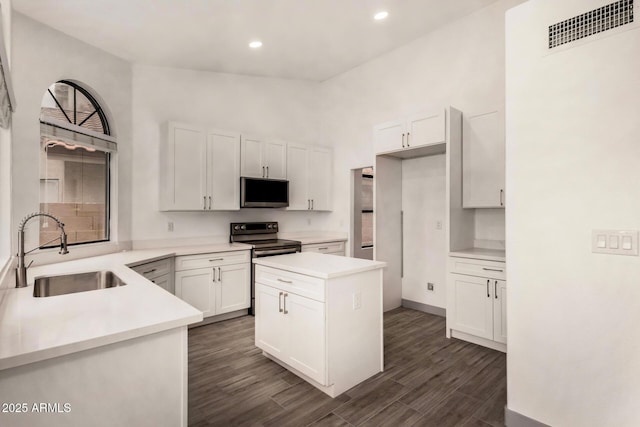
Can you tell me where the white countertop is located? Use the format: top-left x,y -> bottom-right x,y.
253,252 -> 385,279
0,243 -> 252,371
449,248 -> 506,262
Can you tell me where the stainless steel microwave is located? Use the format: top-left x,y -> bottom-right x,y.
240,177 -> 289,208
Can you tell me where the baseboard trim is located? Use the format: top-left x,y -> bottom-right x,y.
401,299 -> 446,317
505,407 -> 551,427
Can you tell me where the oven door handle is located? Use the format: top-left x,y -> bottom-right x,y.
254,247 -> 300,257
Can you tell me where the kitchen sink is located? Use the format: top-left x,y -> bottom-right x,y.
33,270 -> 127,297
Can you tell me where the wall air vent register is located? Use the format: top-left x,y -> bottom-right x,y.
548,0 -> 634,49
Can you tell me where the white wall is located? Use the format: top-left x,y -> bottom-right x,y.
506,0 -> 640,425
321,0 -> 521,309
402,154 -> 447,308
131,64 -> 329,243
11,13 -> 133,264
320,0 -> 522,243
0,0 -> 11,264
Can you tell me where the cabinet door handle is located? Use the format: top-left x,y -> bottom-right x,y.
209,258 -> 224,262
494,280 -> 498,299
218,267 -> 222,282
266,166 -> 269,178
212,267 -> 216,282
308,199 -> 311,210
203,196 -> 207,210
407,132 -> 410,147
278,291 -> 283,313
401,133 -> 405,148
208,196 -> 212,210
482,268 -> 503,272
262,166 -> 265,178
311,199 -> 314,210
283,293 -> 288,314
277,278 -> 292,284
500,189 -> 504,206
143,268 -> 157,275
486,280 -> 490,298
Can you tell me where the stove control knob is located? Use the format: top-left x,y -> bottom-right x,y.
267,224 -> 272,229
233,225 -> 240,230
240,225 -> 246,230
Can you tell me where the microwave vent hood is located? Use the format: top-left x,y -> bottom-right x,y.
240,177 -> 289,208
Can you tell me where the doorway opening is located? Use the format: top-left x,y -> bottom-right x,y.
351,167 -> 374,260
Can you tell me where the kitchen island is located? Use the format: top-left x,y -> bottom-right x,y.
253,252 -> 386,398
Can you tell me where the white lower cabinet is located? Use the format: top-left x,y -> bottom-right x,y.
255,283 -> 326,383
175,251 -> 250,319
175,267 -> 216,317
447,256 -> 507,351
129,257 -> 175,294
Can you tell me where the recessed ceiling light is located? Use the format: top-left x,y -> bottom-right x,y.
374,11 -> 388,21
249,41 -> 263,49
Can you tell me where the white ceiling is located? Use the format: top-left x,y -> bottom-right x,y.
13,0 -> 500,82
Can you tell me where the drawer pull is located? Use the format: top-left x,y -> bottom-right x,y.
318,247 -> 329,251
278,292 -> 283,312
486,280 -> 490,298
277,278 -> 293,284
482,268 -> 503,272
209,258 -> 224,262
143,268 -> 157,274
283,293 -> 288,314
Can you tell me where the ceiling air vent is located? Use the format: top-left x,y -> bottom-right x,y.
548,0 -> 634,49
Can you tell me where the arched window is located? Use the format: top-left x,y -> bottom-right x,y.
39,81 -> 115,247
41,80 -> 110,135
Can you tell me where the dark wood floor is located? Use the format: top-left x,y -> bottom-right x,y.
188,307 -> 506,427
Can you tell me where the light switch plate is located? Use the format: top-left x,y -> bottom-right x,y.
592,230 -> 639,256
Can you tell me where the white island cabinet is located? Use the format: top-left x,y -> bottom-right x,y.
253,252 -> 385,398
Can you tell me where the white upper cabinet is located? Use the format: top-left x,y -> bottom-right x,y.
286,143 -> 332,211
374,109 -> 445,155
241,136 -> 287,179
161,122 -> 240,211
287,143 -> 310,210
161,122 -> 207,211
308,147 -> 332,211
373,119 -> 405,154
407,110 -> 446,149
208,129 -> 241,210
462,110 -> 505,208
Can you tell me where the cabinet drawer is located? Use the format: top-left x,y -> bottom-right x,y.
302,241 -> 345,254
149,273 -> 174,294
175,250 -> 251,271
450,257 -> 506,280
130,257 -> 172,280
255,265 -> 325,302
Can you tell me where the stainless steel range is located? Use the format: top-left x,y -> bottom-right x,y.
230,222 -> 301,315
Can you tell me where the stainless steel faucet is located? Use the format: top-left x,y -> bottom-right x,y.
16,212 -> 69,288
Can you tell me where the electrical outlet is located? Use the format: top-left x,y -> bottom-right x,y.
427,282 -> 435,291
436,221 -> 442,230
353,292 -> 362,310
167,221 -> 174,232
